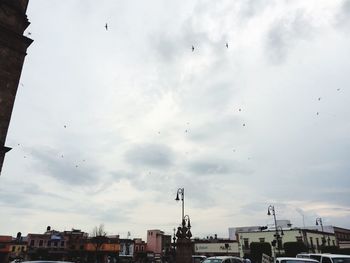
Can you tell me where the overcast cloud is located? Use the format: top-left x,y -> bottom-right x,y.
1,0 -> 350,239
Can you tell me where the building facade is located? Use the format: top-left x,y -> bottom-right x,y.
146,230 -> 164,256
0,0 -> 33,174
237,228 -> 336,258
193,240 -> 239,257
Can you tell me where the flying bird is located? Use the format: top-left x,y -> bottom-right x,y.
226,43 -> 228,48
64,125 -> 67,128
243,123 -> 246,127
337,88 -> 341,91
105,23 -> 108,30
318,97 -> 321,101
192,45 -> 194,52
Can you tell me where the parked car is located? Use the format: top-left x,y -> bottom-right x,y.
320,254 -> 350,263
296,253 -> 323,262
275,257 -> 319,263
202,256 -> 244,263
21,261 -> 74,263
193,255 -> 207,263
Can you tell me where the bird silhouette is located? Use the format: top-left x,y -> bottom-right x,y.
192,45 -> 194,52
105,23 -> 108,30
64,125 -> 67,128
226,43 -> 228,48
318,97 -> 321,101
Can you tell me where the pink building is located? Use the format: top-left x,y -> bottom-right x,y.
146,230 -> 164,255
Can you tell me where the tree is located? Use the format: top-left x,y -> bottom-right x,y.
283,242 -> 308,257
91,224 -> 108,263
321,246 -> 339,254
250,242 -> 272,263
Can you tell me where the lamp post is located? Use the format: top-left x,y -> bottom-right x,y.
174,188 -> 192,263
316,217 -> 326,247
175,188 -> 185,222
268,205 -> 281,256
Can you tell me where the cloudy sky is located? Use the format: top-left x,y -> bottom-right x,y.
1,0 -> 350,240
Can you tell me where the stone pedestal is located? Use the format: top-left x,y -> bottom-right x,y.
176,238 -> 192,263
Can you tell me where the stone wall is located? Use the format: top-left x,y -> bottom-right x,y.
0,0 -> 32,174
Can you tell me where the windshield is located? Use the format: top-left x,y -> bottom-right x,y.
333,259 -> 350,263
282,260 -> 316,263
203,259 -> 224,263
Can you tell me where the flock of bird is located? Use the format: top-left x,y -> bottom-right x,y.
14,22 -> 343,171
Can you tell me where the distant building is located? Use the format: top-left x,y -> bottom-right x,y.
0,0 -> 33,175
133,238 -> 148,262
27,227 -> 69,261
119,238 -> 134,256
146,229 -> 172,260
0,235 -> 13,263
147,230 -> 164,256
229,220 -> 292,241
193,238 -> 239,257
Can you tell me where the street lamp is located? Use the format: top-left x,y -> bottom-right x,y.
175,188 -> 185,222
316,217 -> 326,246
176,214 -> 192,239
268,205 -> 281,256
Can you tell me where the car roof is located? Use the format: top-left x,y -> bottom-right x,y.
277,258 -> 319,262
207,256 -> 239,259
22,261 -> 75,263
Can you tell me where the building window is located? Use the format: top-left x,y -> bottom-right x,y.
244,238 -> 249,249
48,241 -> 51,247
39,240 -> 43,247
12,246 -> 16,252
259,238 -> 265,243
21,246 -> 25,251
54,241 -> 58,247
61,241 -> 65,247
135,246 -> 139,252
141,246 -> 144,251
30,240 -> 34,246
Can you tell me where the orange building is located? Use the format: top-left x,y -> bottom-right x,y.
85,242 -> 120,252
